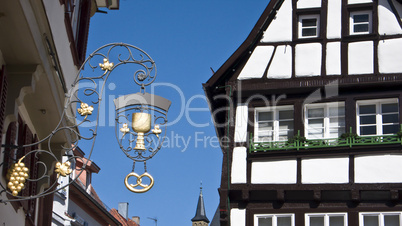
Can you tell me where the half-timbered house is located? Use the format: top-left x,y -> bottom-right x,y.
203,0 -> 402,225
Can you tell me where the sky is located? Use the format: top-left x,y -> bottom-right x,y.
81,1 -> 269,225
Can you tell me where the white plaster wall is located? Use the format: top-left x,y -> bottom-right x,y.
378,0 -> 402,35
393,0 -> 402,22
302,157 -> 349,184
297,0 -> 321,9
231,209 -> 246,226
348,41 -> 373,75
295,43 -> 322,77
355,154 -> 402,183
234,104 -> 248,142
0,202 -> 26,226
348,0 -> 373,4
261,0 -> 292,42
231,147 -> 247,184
378,38 -> 402,73
251,159 -> 297,184
267,45 -> 292,79
326,42 -> 342,75
43,0 -> 78,88
69,201 -> 102,226
327,0 -> 342,39
238,46 -> 275,80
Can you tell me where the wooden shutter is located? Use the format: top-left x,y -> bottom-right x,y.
0,65 -> 7,146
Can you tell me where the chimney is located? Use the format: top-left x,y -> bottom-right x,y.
118,202 -> 129,219
132,216 -> 140,224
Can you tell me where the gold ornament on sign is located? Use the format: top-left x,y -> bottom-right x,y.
99,58 -> 114,71
120,123 -> 130,134
124,172 -> 154,193
6,157 -> 29,196
55,161 -> 73,178
152,124 -> 162,138
132,112 -> 152,150
77,102 -> 94,116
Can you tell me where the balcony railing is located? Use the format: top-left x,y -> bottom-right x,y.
250,129 -> 402,153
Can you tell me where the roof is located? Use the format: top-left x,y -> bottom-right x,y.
109,208 -> 139,226
191,189 -> 210,223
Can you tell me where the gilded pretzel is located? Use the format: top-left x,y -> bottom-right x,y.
124,172 -> 154,193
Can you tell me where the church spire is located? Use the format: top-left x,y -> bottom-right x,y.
191,183 -> 209,225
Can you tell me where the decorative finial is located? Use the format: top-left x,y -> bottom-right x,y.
200,181 -> 203,194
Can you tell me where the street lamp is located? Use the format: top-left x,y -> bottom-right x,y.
0,43 -> 170,202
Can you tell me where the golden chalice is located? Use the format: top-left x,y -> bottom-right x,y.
132,112 -> 151,150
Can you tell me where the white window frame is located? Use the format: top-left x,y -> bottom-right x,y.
254,105 -> 294,142
254,213 -> 295,226
359,212 -> 402,226
356,98 -> 399,136
299,14 -> 320,38
304,102 -> 345,139
305,213 -> 348,226
350,11 -> 372,35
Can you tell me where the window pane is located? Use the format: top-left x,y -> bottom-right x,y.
383,114 -> 399,124
363,215 -> 379,226
302,18 -> 317,27
279,110 -> 293,120
308,108 -> 324,118
329,216 -> 344,226
360,115 -> 376,125
310,216 -> 324,226
330,127 -> 345,138
360,105 -> 376,114
279,121 -> 294,130
360,126 -> 376,135
259,122 -> 273,130
309,119 -> 324,128
277,216 -> 292,226
354,24 -> 369,32
302,28 -> 317,37
329,107 -> 345,116
383,124 -> 399,134
259,112 -> 273,121
384,215 -> 400,226
330,117 -> 345,127
258,217 -> 272,226
382,103 -> 398,113
354,14 -> 369,23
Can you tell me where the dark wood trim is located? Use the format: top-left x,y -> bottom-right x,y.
349,154 -> 355,184
387,0 -> 402,30
321,0 -> 328,77
297,157 -> 302,184
263,46 -> 277,79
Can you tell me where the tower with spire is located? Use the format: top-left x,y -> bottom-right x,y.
191,184 -> 209,226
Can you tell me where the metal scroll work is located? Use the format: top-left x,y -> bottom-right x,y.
0,43 -> 171,202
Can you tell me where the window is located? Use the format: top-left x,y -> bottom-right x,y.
305,102 -> 345,139
299,15 -> 320,38
254,214 -> 294,226
255,106 -> 294,142
305,213 -> 347,226
350,11 -> 372,35
357,98 -> 399,136
359,212 -> 401,226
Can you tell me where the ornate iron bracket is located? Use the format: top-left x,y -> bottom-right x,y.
0,43 -> 170,202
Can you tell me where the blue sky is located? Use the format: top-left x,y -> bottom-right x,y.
83,1 -> 268,225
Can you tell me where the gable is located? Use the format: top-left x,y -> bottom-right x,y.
206,0 -> 402,88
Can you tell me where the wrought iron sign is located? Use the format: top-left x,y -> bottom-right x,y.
0,43 -> 171,202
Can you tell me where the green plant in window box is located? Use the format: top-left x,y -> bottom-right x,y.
287,134 -> 307,145
339,132 -> 359,140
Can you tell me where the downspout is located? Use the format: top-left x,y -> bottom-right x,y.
216,84 -> 232,226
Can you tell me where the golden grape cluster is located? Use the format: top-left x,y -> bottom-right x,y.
7,162 -> 29,196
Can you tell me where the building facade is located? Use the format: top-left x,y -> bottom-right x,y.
0,0 -> 118,225
204,0 -> 402,225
